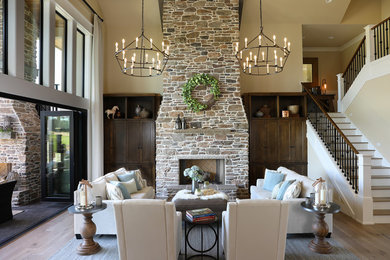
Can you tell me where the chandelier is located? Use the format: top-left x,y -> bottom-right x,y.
235,0 -> 291,76
114,0 -> 169,77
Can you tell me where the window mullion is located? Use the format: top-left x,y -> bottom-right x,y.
8,0 -> 24,79
67,18 -> 76,94
42,0 -> 55,88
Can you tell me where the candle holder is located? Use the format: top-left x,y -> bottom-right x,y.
75,179 -> 94,211
312,177 -> 329,210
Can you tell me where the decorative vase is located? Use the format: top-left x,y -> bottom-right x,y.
255,109 -> 264,117
139,108 -> 150,118
260,105 -> 271,118
191,179 -> 199,194
195,189 -> 202,196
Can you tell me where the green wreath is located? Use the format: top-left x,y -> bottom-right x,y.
182,74 -> 220,112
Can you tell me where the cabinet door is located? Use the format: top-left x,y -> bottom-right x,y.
278,120 -> 291,161
250,119 -> 278,163
113,120 -> 127,164
140,121 -> 155,164
265,119 -> 279,162
104,120 -> 114,165
140,164 -> 155,187
126,121 -> 141,164
278,119 -> 307,162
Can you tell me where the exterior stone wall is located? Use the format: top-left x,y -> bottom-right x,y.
0,98 -> 41,206
24,0 -> 40,83
156,0 -> 249,200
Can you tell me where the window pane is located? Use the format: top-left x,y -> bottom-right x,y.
76,30 -> 85,97
302,64 -> 313,83
0,0 -> 5,74
24,0 -> 42,84
54,13 -> 66,91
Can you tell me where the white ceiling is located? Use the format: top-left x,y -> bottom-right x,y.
302,24 -> 365,47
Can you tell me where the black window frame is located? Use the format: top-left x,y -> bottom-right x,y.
2,0 -> 8,74
54,11 -> 67,92
76,29 -> 85,98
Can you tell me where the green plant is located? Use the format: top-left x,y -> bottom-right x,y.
0,127 -> 11,133
183,165 -> 205,182
182,73 -> 220,112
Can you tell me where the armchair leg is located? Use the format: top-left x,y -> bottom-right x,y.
75,234 -> 82,239
326,232 -> 332,238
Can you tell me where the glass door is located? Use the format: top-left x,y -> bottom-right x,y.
41,111 -> 74,200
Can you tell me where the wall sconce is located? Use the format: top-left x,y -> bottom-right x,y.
322,79 -> 327,94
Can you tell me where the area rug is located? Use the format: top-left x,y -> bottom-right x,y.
0,201 -> 71,247
50,235 -> 358,260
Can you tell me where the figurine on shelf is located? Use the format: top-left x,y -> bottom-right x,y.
105,106 -> 119,119
175,115 -> 182,130
260,104 -> 271,118
135,105 -> 142,117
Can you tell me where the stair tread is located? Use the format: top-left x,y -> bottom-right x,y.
373,197 -> 390,202
372,186 -> 390,190
358,149 -> 376,151
373,209 -> 390,216
372,166 -> 390,169
351,142 -> 369,144
372,175 -> 390,179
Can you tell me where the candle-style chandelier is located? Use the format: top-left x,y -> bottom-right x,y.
114,0 -> 169,77
235,0 -> 291,76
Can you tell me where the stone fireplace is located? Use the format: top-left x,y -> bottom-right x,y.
156,0 -> 249,200
0,98 -> 41,206
179,158 -> 225,185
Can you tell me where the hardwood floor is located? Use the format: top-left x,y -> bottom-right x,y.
1,210 -> 390,259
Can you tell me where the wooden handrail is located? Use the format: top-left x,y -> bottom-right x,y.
342,36 -> 366,77
371,16 -> 390,30
303,85 -> 359,155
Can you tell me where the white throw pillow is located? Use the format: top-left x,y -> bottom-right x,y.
104,172 -> 119,182
106,182 -> 124,200
271,182 -> 283,199
122,179 -> 138,194
283,180 -> 302,200
112,167 -> 127,177
91,177 -> 107,200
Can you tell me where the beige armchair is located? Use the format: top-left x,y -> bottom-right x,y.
222,199 -> 289,260
113,199 -> 182,260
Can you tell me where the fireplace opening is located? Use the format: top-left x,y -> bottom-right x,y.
179,159 -> 225,185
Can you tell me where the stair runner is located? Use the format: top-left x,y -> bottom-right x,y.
328,112 -> 390,223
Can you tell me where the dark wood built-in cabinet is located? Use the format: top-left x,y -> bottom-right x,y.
103,94 -> 161,187
243,93 -> 308,186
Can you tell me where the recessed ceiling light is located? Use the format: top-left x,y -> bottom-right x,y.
325,0 -> 333,3
328,36 -> 335,40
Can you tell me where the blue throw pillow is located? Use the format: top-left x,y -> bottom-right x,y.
117,171 -> 142,190
263,169 -> 285,191
110,181 -> 131,199
276,179 -> 296,200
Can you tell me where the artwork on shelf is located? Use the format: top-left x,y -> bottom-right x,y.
105,106 -> 119,119
282,110 -> 289,118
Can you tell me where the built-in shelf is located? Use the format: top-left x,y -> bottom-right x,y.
173,128 -> 233,135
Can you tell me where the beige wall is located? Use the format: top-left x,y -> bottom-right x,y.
303,51 -> 342,96
239,23 -> 303,93
383,0 -> 390,19
346,74 -> 390,162
342,0 -> 382,24
69,0 -> 103,23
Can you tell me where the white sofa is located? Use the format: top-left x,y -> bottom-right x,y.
222,200 -> 289,260
113,200 -> 182,260
74,168 -> 155,237
250,166 -> 333,235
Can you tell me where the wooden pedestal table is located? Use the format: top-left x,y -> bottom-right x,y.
68,203 -> 107,255
300,202 -> 340,254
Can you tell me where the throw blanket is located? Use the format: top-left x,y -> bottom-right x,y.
172,189 -> 228,202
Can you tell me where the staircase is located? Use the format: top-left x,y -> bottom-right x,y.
329,112 -> 390,223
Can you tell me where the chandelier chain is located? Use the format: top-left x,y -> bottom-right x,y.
259,0 -> 263,31
141,0 -> 144,33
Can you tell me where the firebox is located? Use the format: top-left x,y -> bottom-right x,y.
179,159 -> 225,185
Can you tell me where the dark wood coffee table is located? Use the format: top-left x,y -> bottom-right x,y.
68,203 -> 107,255
301,202 -> 340,254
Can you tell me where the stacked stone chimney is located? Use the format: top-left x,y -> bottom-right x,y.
156,0 -> 249,200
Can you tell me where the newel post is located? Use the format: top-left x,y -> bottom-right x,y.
364,25 -> 375,63
357,154 -> 372,198
336,73 -> 344,112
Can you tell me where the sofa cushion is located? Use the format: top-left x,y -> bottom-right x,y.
122,179 -> 138,194
271,182 -> 283,199
250,185 -> 272,200
117,170 -> 142,190
283,181 -> 302,200
263,169 -> 285,191
105,172 -> 119,182
276,179 -> 295,200
131,186 -> 155,199
110,181 -> 131,199
92,177 -> 107,200
106,182 -> 124,200
277,167 -> 314,198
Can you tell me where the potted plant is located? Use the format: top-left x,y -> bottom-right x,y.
183,165 -> 205,194
0,127 -> 12,139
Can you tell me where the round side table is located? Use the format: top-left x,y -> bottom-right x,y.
68,203 -> 107,255
184,217 -> 219,260
300,202 -> 340,254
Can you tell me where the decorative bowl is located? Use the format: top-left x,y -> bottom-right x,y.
287,105 -> 299,115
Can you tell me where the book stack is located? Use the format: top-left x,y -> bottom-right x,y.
186,208 -> 216,223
